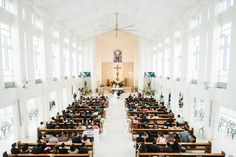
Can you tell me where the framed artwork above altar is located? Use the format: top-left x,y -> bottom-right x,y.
114,49 -> 122,62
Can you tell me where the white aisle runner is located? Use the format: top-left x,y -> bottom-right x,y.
94,94 -> 134,157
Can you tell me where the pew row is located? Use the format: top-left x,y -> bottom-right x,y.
37,128 -> 85,140
137,151 -> 225,157
16,141 -> 93,154
135,141 -> 212,155
4,153 -> 90,157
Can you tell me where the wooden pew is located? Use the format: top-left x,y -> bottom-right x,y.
137,151 -> 225,157
37,128 -> 85,140
128,111 -> 170,114
135,141 -> 212,154
17,140 -> 93,151
131,128 -> 194,140
5,153 -> 90,157
15,141 -> 93,157
127,111 -> 174,118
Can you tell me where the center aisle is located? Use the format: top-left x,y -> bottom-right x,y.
94,94 -> 134,157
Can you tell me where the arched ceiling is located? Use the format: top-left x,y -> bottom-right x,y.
32,0 -> 202,41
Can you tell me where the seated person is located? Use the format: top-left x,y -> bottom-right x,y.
58,132 -> 68,142
146,132 -> 155,142
172,141 -> 182,152
21,143 -> 30,154
153,122 -> 158,129
72,133 -> 82,143
152,114 -> 158,119
54,122 -> 60,129
11,143 -> 20,154
136,132 -> 145,142
51,144 -> 59,154
47,121 -> 54,129
183,121 -> 190,130
31,143 -> 43,154
180,128 -> 191,142
82,135 -> 92,145
39,134 -> 48,143
156,133 -> 166,143
137,142 -> 147,153
82,126 -> 94,138
78,143 -> 88,154
58,143 -> 68,154
147,141 -> 160,152
166,133 -> 175,142
48,135 -> 58,143
92,123 -> 100,130
39,121 -> 45,129
69,144 -> 79,154
141,122 -> 149,128
163,142 -> 173,152
176,114 -> 184,125
41,143 -> 51,153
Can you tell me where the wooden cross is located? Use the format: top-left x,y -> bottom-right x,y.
114,64 -> 122,81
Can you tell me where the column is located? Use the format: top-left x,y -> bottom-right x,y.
0,29 -> 4,89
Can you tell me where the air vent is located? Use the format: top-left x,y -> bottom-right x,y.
35,79 -> 42,84
176,78 -> 181,81
5,82 -> 16,88
216,82 -> 227,89
191,79 -> 198,84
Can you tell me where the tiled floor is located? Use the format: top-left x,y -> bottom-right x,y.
94,93 -> 135,157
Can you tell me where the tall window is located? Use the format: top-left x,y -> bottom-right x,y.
51,27 -> 59,39
23,32 -> 29,80
222,0 -> 234,11
164,48 -> 171,78
0,0 -> 11,11
72,52 -> 77,77
152,51 -> 157,74
217,23 -> 231,83
52,44 -> 59,78
1,23 -> 13,82
0,105 -> 14,126
78,52 -> 82,75
158,52 -> 163,77
192,15 -> 202,28
33,36 -> 41,79
64,48 -> 70,77
32,14 -> 41,30
174,44 -> 182,78
175,27 -> 183,38
192,36 -> 200,80
157,43 -> 163,77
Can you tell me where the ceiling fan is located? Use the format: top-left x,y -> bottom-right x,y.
98,12 -> 139,37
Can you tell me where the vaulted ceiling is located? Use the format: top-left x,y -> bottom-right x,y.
32,0 -> 202,41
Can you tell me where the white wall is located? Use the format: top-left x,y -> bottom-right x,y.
155,0 -> 236,156
138,37 -> 154,90
82,38 -> 96,93
95,31 -> 139,87
0,0 -> 82,140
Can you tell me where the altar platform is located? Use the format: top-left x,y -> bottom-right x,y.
111,87 -> 124,92
103,86 -> 133,94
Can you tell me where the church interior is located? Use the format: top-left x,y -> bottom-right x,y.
0,0 -> 236,156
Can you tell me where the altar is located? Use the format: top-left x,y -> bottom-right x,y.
111,87 -> 124,93
102,62 -> 134,87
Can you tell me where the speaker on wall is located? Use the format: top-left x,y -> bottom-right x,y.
17,99 -> 22,127
208,100 -> 213,127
